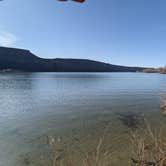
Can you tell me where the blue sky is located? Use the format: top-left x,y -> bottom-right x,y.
0,0 -> 165,67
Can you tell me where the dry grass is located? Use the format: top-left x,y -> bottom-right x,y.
47,135 -> 112,166
46,119 -> 115,166
130,121 -> 166,166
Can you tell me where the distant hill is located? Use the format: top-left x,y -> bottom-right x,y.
0,46 -> 145,72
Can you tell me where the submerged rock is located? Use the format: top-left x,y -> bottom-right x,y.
117,112 -> 143,129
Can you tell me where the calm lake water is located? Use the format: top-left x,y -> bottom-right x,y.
0,72 -> 166,166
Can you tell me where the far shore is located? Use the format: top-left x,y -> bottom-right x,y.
142,67 -> 166,74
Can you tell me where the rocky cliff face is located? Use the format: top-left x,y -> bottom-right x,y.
0,46 -> 145,72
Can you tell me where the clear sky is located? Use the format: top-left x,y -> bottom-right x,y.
0,0 -> 165,67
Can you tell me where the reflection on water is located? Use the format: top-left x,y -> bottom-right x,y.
0,72 -> 166,166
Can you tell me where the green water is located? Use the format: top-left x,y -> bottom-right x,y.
0,72 -> 166,166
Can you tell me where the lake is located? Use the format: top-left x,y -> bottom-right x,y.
0,72 -> 166,166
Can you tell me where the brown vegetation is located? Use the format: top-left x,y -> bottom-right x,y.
130,123 -> 166,166
47,135 -> 112,166
143,67 -> 166,74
